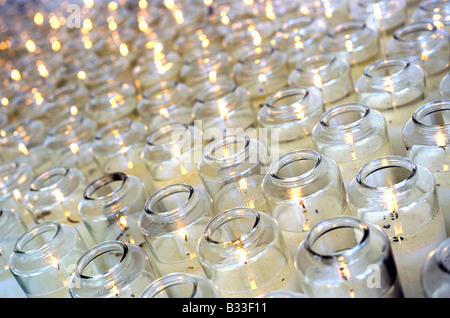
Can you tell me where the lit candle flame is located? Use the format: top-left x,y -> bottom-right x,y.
18,143 -> 29,155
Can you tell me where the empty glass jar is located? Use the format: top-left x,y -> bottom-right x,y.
295,216 -> 404,298
356,58 -> 427,156
197,207 -> 301,297
422,237 -> 450,298
312,103 -> 392,188
68,240 -> 158,298
198,134 -> 270,214
258,86 -> 323,156
403,100 -> 450,235
297,0 -> 350,27
261,150 -> 348,257
347,156 -> 447,297
9,221 -> 87,298
139,184 -> 213,277
142,123 -> 204,191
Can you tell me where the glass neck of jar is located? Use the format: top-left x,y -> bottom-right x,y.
0,161 -> 32,197
393,22 -> 441,48
142,273 -> 201,298
203,134 -> 252,167
295,54 -> 343,83
93,118 -> 142,152
412,100 -> 450,135
83,172 -> 131,208
235,46 -> 281,76
46,115 -> 96,149
29,166 -> 77,197
362,58 -> 411,91
1,117 -> 45,148
196,82 -> 240,108
145,123 -> 193,158
141,80 -> 188,110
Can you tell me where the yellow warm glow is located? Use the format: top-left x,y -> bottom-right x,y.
77,71 -> 87,80
164,0 -> 175,10
345,39 -> 354,53
313,73 -> 323,89
108,1 -> 118,10
435,133 -> 447,148
84,0 -> 94,9
324,1 -> 333,19
119,216 -> 128,228
173,10 -> 184,24
218,99 -> 228,119
384,189 -> 398,212
119,43 -> 129,56
13,189 -> 22,201
34,12 -> 44,25
373,3 -> 383,21
26,40 -> 36,53
383,76 -> 395,94
159,108 -> 170,119
70,106 -> 79,115
258,73 -> 267,84
70,143 -> 80,155
251,30 -> 262,46
18,143 -> 29,155
1,98 -> 9,106
209,70 -> 217,83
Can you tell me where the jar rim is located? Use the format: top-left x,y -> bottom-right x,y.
29,166 -> 70,192
203,134 -> 250,165
393,21 -> 438,42
83,172 -> 128,201
13,221 -> 61,255
319,102 -> 370,130
412,100 -> 450,130
363,58 -> 410,80
265,86 -> 310,110
144,183 -> 195,219
141,272 -> 200,298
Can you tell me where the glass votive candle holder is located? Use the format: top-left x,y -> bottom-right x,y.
349,0 -> 408,51
81,54 -> 128,90
422,237 -> 450,298
288,53 -> 355,109
138,184 -> 213,277
193,82 -> 256,138
271,16 -> 327,70
140,272 -> 221,298
197,207 -> 301,298
90,118 -> 152,192
85,82 -> 139,127
312,103 -> 392,188
78,172 -> 147,246
402,100 -> 450,235
441,73 -> 450,99
298,0 -> 350,27
137,80 -> 194,130
385,21 -> 450,97
319,21 -> 382,83
198,134 -> 270,214
356,58 -> 427,156
411,0 -> 450,34
45,83 -> 89,119
233,46 -> 290,114
68,240 -> 158,298
9,221 -> 87,298
142,123 -> 204,191
347,156 -> 447,298
259,86 -> 324,156
0,161 -> 34,226
295,216 -> 404,298
261,150 -> 348,257
43,115 -> 101,183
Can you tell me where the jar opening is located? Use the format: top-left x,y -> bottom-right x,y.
364,59 -> 409,79
146,123 -> 189,146
282,17 -> 315,33
95,118 -> 132,140
197,82 -> 236,103
145,184 -> 194,215
238,46 -> 274,66
266,87 -> 309,109
143,274 -> 199,298
327,21 -> 366,40
204,134 -> 249,164
412,101 -> 450,127
30,166 -> 69,192
269,150 -> 321,183
320,103 -> 370,129
84,172 -> 127,200
14,221 -> 61,254
297,54 -> 336,72
143,81 -> 179,102
393,23 -> 436,42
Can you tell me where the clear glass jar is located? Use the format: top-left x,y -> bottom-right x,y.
441,72 -> 450,98
385,22 -> 450,96
86,82 -> 139,127
349,0 -> 408,50
78,172 -> 147,246
289,53 -> 355,108
90,118 -> 153,193
198,134 -> 270,213
0,161 -> 34,226
403,100 -> 450,236
347,156 -> 447,298
232,46 -> 290,114
81,54 -> 128,91
261,150 -> 348,257
312,103 -> 392,188
68,240 -> 158,298
9,221 -> 87,298
197,207 -> 301,298
422,237 -> 450,298
271,16 -> 327,70
140,272 -> 221,298
319,21 -> 382,83
295,216 -> 404,298
43,115 -> 101,183
142,123 -> 204,191
411,0 -> 450,34
298,0 -> 350,27
259,86 -> 323,156
260,290 -> 309,298
356,58 -> 427,156
46,83 -> 89,119
139,184 -> 213,277
137,80 -> 194,130
0,209 -> 27,297
193,82 -> 256,138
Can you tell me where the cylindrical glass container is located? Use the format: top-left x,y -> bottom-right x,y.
9,221 -> 87,298
46,83 -> 89,118
193,82 -> 256,138
90,118 -> 153,193
198,134 -> 270,214
259,86 -> 323,156
232,46 -> 290,114
0,161 -> 34,226
319,21 -> 382,83
0,209 -> 27,297
139,184 -> 213,277
85,82 -> 139,127
312,103 -> 392,188
403,100 -> 450,236
411,0 -> 450,34
295,216 -> 404,298
441,73 -> 450,99
385,22 -> 450,96
197,207 -> 301,298
356,58 -> 427,156
137,80 -> 194,130
422,237 -> 450,298
140,272 -> 222,298
78,172 -> 147,246
347,156 -> 447,298
43,115 -> 101,182
142,123 -> 204,191
81,54 -> 128,91
261,150 -> 348,257
68,240 -> 158,298
298,0 -> 350,27
349,0 -> 408,50
288,53 -> 355,109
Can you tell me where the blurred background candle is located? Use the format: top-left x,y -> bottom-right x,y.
421,237 -> 450,298
441,73 -> 450,99
297,0 -> 350,28
410,0 -> 450,34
